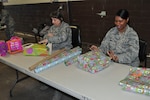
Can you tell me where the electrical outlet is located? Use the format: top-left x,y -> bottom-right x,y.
97,11 -> 107,18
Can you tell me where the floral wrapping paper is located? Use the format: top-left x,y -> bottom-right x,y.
77,50 -> 111,74
119,67 -> 150,96
34,46 -> 82,73
64,55 -> 79,66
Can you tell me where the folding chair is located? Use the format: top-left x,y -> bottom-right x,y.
139,39 -> 147,67
32,23 -> 47,43
70,25 -> 82,48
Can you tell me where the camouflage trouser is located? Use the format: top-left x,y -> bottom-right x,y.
5,25 -> 14,40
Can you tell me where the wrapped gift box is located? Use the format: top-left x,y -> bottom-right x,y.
77,50 -> 111,73
6,36 -> 23,54
119,67 -> 150,96
23,43 -> 49,56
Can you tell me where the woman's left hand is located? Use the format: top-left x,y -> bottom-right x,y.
38,39 -> 48,44
107,50 -> 118,62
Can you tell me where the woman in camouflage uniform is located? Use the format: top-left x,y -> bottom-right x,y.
39,11 -> 73,100
39,11 -> 72,50
90,9 -> 140,67
0,2 -> 15,40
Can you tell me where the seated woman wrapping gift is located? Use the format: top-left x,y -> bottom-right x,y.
90,9 -> 140,67
39,11 -> 72,50
39,11 -> 72,100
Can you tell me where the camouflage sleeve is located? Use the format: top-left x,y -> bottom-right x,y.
46,24 -> 71,44
99,29 -> 112,54
0,10 -> 9,25
117,31 -> 139,64
39,26 -> 50,36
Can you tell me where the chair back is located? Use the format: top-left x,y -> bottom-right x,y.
33,23 -> 47,43
139,39 -> 147,67
70,25 -> 82,48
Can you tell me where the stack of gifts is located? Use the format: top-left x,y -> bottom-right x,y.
34,46 -> 82,73
0,36 -> 23,56
119,67 -> 150,96
77,50 -> 111,73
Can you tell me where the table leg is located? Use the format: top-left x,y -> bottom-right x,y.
10,70 -> 29,97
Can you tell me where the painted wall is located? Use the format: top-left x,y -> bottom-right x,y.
4,0 -> 150,53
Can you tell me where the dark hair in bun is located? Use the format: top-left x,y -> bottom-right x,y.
50,11 -> 63,21
116,9 -> 129,20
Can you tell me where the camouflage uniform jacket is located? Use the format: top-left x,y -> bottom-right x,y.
100,25 -> 140,67
0,9 -> 15,39
44,21 -> 72,50
0,9 -> 15,28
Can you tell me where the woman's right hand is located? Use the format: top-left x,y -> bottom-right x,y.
107,50 -> 118,62
47,33 -> 54,37
90,45 -> 99,51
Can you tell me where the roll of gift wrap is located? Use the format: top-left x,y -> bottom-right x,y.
34,47 -> 82,73
64,55 -> 79,66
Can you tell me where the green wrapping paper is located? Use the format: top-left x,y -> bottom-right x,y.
119,67 -> 150,96
23,43 -> 49,56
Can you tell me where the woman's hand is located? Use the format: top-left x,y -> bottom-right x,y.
90,45 -> 99,51
47,33 -> 54,37
38,39 -> 48,44
107,50 -> 118,62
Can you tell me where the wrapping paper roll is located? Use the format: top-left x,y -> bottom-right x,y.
119,67 -> 150,96
64,55 -> 78,66
34,47 -> 82,73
